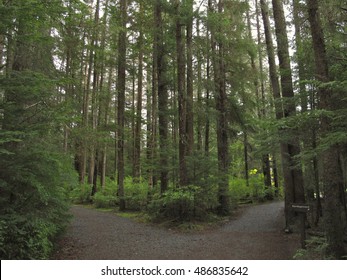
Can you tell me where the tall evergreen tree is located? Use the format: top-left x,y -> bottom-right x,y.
272,0 -> 305,225
116,0 -> 127,210
306,0 -> 346,259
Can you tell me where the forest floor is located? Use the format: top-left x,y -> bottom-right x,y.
53,201 -> 300,260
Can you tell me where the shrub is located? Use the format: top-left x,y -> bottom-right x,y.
69,183 -> 92,204
229,177 -> 252,202
0,143 -> 74,259
229,171 -> 275,203
93,192 -> 118,208
148,185 -> 219,222
101,177 -> 118,196
123,176 -> 150,210
293,237 -> 333,260
0,216 -> 60,259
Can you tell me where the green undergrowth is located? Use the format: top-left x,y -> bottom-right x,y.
293,236 -> 333,260
69,172 -> 280,231
293,235 -> 347,260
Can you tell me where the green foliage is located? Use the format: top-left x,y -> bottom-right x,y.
148,185 -> 219,222
69,183 -> 92,204
0,131 -> 23,155
293,237 -> 334,260
123,176 -> 150,211
0,139 -> 76,259
229,177 -> 251,202
229,170 -> 276,203
185,152 -> 219,188
0,215 -> 58,260
92,192 -> 118,209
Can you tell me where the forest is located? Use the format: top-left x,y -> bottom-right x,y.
0,0 -> 346,260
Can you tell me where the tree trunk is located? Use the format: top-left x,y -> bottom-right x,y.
261,0 -> 295,225
133,3 -> 144,181
89,0 -> 101,194
117,0 -> 127,211
211,0 -> 230,215
272,0 -> 305,206
176,0 -> 188,187
205,23 -> 211,157
196,18 -> 203,152
244,133 -> 249,187
253,1 -> 272,190
146,63 -> 154,188
186,0 -> 194,159
99,0 -> 110,188
306,0 -> 345,259
261,0 -> 306,226
156,0 -> 169,193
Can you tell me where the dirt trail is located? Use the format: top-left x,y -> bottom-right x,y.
53,201 -> 300,260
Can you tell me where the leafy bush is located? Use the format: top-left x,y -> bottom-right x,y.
101,177 -> 118,196
0,215 -> 59,259
123,176 -> 149,210
93,192 -> 118,208
229,170 -> 275,203
293,237 -> 333,260
69,183 -> 92,204
148,185 -> 219,222
0,141 -> 75,259
229,177 -> 252,202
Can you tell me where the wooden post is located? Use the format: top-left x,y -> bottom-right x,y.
291,203 -> 310,249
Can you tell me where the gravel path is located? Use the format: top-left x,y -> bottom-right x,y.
53,201 -> 300,260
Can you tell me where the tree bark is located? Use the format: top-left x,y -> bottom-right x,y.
156,0 -> 169,193
196,18 -> 203,152
272,0 -> 305,206
261,0 -> 301,226
176,0 -> 188,187
186,0 -> 194,159
211,0 -> 230,215
117,0 -> 127,211
89,0 -> 101,195
306,0 -> 345,259
133,3 -> 144,181
253,1 -> 272,190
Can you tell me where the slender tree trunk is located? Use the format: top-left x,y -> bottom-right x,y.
211,0 -> 230,215
99,0 -> 110,188
171,80 -> 179,185
196,19 -> 203,152
261,0 -> 295,226
130,55 -> 136,175
273,156 -> 280,196
205,35 -> 210,157
89,0 -> 101,195
156,0 -> 169,193
186,0 -> 194,159
150,7 -> 159,189
272,0 -> 305,206
133,3 -> 144,181
83,13 -> 97,186
146,62 -> 154,188
117,0 -> 127,211
244,133 -> 249,187
205,3 -> 212,157
306,0 -> 345,259
253,1 -> 272,190
176,0 -> 188,187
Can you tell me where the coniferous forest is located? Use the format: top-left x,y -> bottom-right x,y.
0,0 -> 346,260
